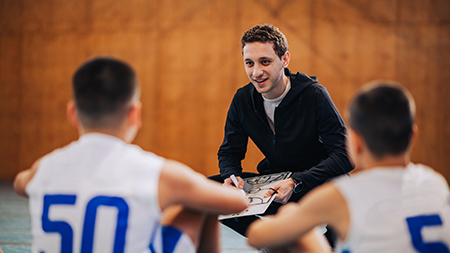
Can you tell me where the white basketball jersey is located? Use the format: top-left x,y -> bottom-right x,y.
27,133 -> 194,253
333,163 -> 450,253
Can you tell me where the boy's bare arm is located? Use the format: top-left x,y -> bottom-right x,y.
14,157 -> 43,198
247,183 -> 349,250
158,159 -> 248,214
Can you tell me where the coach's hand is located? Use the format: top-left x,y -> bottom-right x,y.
224,176 -> 245,189
264,178 -> 295,204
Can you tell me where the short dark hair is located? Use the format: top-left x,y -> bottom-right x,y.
241,24 -> 289,58
347,81 -> 416,158
72,57 -> 137,129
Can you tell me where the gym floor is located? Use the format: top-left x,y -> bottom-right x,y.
0,181 -> 257,253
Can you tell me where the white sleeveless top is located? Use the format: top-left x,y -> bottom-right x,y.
27,133 -> 194,253
333,163 -> 450,253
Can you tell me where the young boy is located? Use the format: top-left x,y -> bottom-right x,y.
14,57 -> 248,253
247,81 -> 450,252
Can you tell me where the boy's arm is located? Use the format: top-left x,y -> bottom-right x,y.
247,183 -> 349,249
14,157 -> 43,198
158,159 -> 248,214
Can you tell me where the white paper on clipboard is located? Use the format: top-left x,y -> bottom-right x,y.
219,171 -> 292,220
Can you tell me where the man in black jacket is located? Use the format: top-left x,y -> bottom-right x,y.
211,24 -> 353,240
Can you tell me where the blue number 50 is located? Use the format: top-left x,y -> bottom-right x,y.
42,194 -> 129,253
406,214 -> 449,253
42,195 -> 77,253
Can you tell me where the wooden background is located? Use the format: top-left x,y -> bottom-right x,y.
1,0 -> 449,183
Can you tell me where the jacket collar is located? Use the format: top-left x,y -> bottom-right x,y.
249,68 -> 318,112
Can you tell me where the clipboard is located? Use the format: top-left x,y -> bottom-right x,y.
219,171 -> 292,220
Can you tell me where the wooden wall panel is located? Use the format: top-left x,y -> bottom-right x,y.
0,0 -> 449,182
0,0 -> 23,180
0,35 -> 21,179
395,0 -> 450,181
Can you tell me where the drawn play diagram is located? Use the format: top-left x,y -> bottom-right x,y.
219,171 -> 292,220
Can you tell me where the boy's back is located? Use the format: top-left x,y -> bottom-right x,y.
334,163 -> 450,253
28,133 -> 176,252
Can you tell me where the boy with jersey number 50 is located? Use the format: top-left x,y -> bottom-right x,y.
14,57 -> 248,253
247,81 -> 450,253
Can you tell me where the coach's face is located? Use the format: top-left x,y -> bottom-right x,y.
243,42 -> 290,99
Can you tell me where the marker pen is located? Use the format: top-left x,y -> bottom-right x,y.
230,174 -> 246,196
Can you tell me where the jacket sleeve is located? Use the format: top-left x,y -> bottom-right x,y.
291,86 -> 354,190
217,92 -> 249,179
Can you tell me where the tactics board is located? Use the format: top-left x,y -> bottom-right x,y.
219,171 -> 292,220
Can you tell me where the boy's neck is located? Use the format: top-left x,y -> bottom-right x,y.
362,153 -> 410,171
79,126 -> 133,143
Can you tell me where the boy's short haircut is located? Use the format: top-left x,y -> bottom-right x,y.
241,24 -> 289,59
72,57 -> 137,129
347,81 -> 416,158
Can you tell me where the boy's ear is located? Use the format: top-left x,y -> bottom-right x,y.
349,129 -> 364,155
128,101 -> 142,129
409,124 -> 419,149
67,100 -> 79,127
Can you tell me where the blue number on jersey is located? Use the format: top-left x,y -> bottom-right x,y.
406,214 -> 450,253
41,194 -> 129,253
81,196 -> 129,253
149,226 -> 183,253
42,195 -> 77,253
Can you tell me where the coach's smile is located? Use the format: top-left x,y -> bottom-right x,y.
243,41 -> 290,99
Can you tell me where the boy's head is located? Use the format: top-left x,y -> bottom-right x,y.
347,81 -> 416,163
241,24 -> 289,59
71,57 -> 140,134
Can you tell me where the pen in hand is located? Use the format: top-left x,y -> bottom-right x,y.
230,174 -> 246,196
230,174 -> 240,188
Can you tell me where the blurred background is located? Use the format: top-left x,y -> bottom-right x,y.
1,0 -> 449,183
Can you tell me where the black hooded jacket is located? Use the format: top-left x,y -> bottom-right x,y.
218,68 -> 353,191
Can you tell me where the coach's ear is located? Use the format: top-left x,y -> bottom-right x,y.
67,100 -> 79,127
282,51 -> 291,68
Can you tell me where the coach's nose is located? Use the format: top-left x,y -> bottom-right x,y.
252,63 -> 264,78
